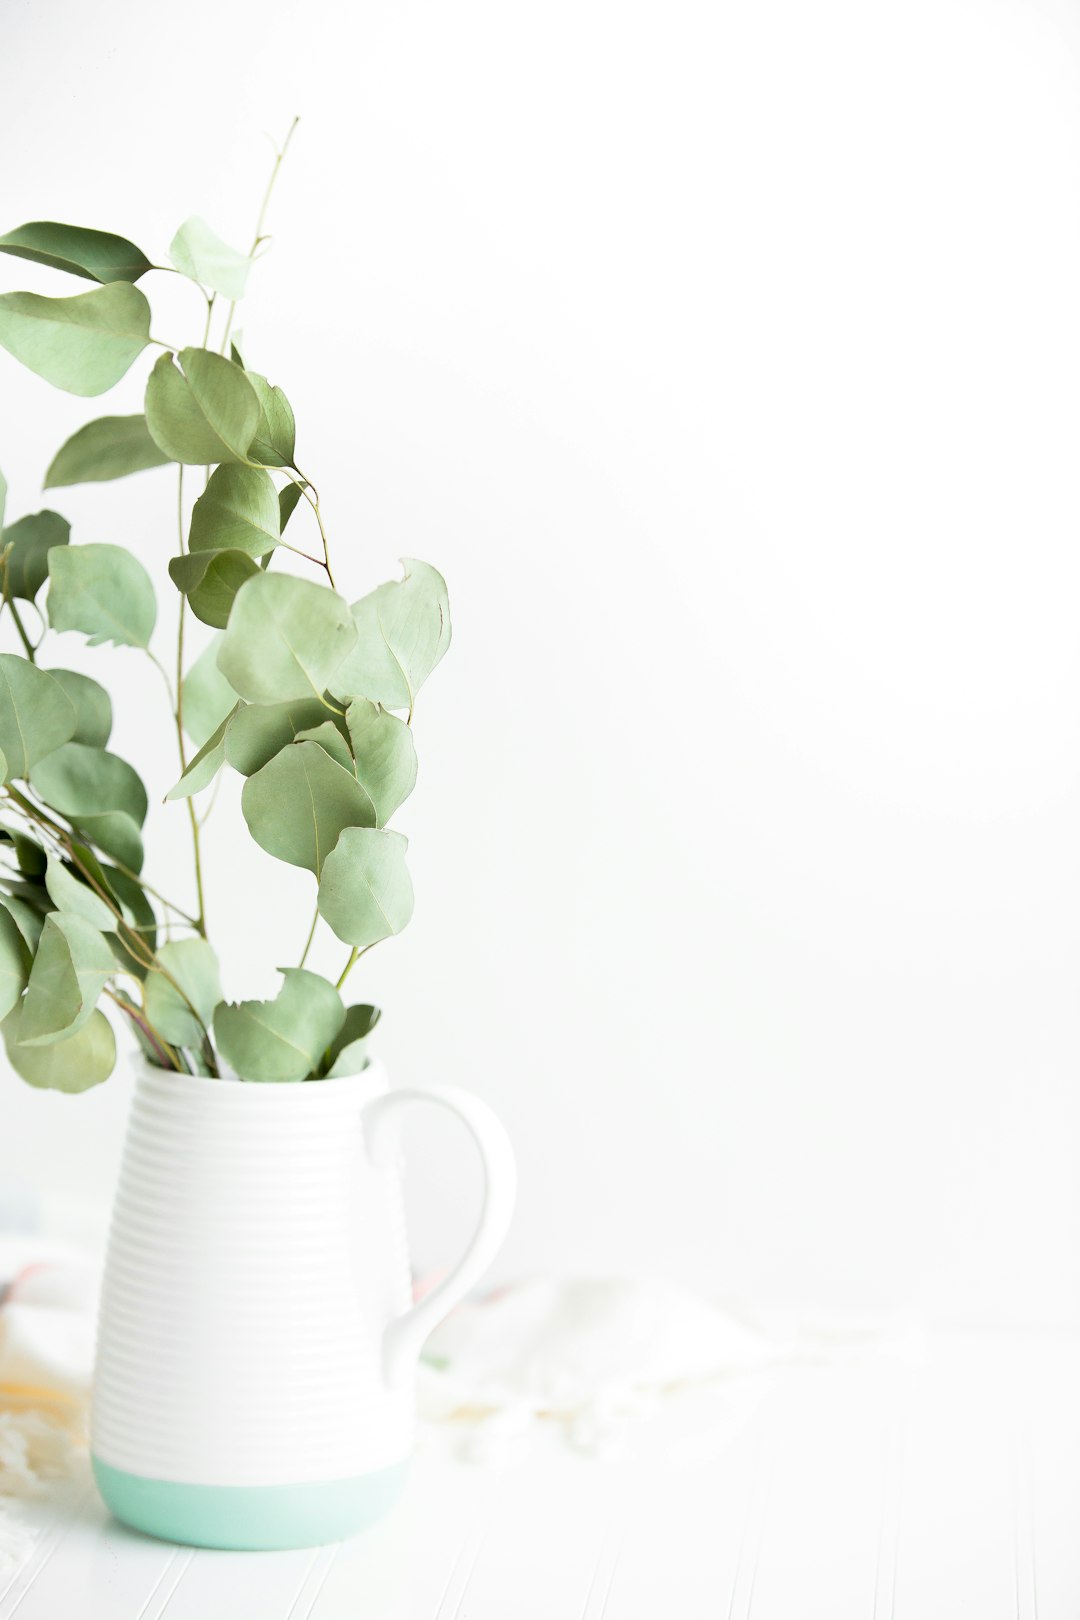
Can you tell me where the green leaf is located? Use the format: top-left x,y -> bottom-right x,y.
322,1003 -> 380,1078
279,481 -> 304,532
144,348 -> 260,466
294,720 -> 354,773
30,742 -> 148,826
333,559 -> 451,712
44,853 -> 115,930
223,696 -> 338,776
0,283 -> 151,396
181,635 -> 236,747
168,218 -> 250,301
214,968 -> 346,1083
70,811 -> 143,874
217,573 -> 357,704
43,669 -> 112,748
317,827 -> 414,948
0,656 -> 76,780
2,510 -> 69,600
47,542 -> 156,647
12,832 -> 46,877
45,415 -> 171,488
0,904 -> 29,1021
3,1004 -> 115,1091
169,548 -> 259,629
0,894 -> 44,952
144,937 -> 221,1049
188,464 -> 280,558
0,222 -> 152,284
345,700 -> 418,826
165,707 -> 236,800
18,912 -> 114,1045
241,740 -> 375,876
246,373 -> 296,469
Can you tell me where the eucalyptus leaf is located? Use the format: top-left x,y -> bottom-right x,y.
44,853 -> 115,930
164,707 -> 236,800
223,696 -> 342,775
12,833 -> 46,878
18,912 -> 114,1046
45,415 -> 171,488
188,464 -> 279,558
169,548 -> 260,629
293,720 -> 353,773
0,656 -> 76,780
333,559 -> 451,712
317,827 -> 414,948
0,894 -> 44,952
72,811 -> 144,874
345,700 -> 418,826
44,669 -> 112,748
0,283 -> 151,396
144,348 -> 260,466
0,222 -> 152,284
168,218 -> 250,301
181,635 -> 236,747
2,510 -> 69,600
218,572 -> 357,704
144,937 -> 221,1048
47,542 -> 156,648
241,740 -> 375,876
214,968 -> 345,1083
30,742 -> 148,826
3,1004 -> 115,1091
279,481 -> 304,532
0,904 -> 29,1021
322,1003 -> 380,1078
246,374 -> 296,469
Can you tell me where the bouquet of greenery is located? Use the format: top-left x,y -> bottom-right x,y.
0,125 -> 449,1088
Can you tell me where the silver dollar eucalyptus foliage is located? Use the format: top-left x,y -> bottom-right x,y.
0,124 -> 450,1087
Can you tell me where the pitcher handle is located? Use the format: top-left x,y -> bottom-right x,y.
361,1082 -> 517,1387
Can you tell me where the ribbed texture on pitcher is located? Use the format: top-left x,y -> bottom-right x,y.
91,1065 -> 413,1488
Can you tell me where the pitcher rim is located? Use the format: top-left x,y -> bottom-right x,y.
132,1055 -> 387,1095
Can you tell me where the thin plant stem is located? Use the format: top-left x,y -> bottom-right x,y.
148,621 -> 208,937
288,468 -> 336,588
335,943 -> 374,991
221,116 -> 300,357
202,293 -> 216,349
1,564 -> 36,662
103,985 -> 179,1072
298,905 -> 319,969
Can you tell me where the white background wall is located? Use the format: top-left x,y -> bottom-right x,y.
1,0 -> 1079,1327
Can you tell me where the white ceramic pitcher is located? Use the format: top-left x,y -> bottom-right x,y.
90,1059 -> 515,1550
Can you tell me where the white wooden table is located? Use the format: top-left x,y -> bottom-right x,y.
0,1334 -> 1075,1618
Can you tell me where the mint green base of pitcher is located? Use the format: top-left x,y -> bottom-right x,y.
92,1455 -> 410,1551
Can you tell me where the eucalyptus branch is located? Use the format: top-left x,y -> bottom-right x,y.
0,167 -> 449,1090
103,985 -> 181,1072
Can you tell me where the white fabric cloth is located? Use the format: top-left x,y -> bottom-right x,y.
417,1276 -> 922,1464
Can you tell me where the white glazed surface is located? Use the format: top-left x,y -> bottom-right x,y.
91,1061 -> 465,1487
